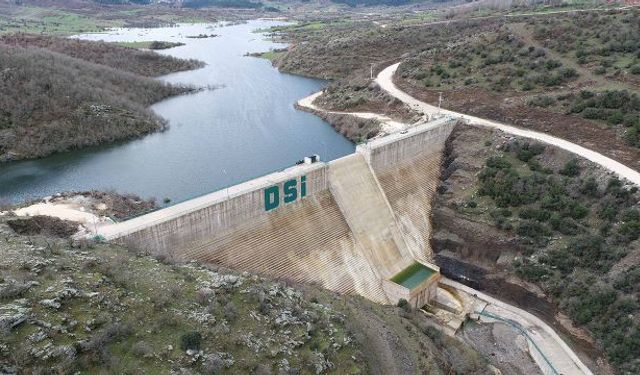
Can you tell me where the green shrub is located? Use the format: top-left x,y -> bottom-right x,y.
560,159 -> 581,176
397,298 -> 411,312
623,114 -> 639,127
527,95 -> 556,108
517,220 -> 550,243
613,266 -> 640,293
580,90 -> 594,99
515,142 -> 545,161
580,177 -> 599,197
567,284 -> 616,325
608,111 -> 624,125
582,107 -> 603,120
485,156 -> 511,169
180,331 -> 202,351
518,208 -> 551,222
616,221 -> 640,243
515,260 -> 549,282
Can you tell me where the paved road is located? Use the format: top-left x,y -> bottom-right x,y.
376,62 -> 640,186
441,278 -> 593,375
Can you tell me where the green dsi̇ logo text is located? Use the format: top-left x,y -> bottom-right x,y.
264,176 -> 307,211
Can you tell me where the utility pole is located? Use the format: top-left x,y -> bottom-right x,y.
438,92 -> 443,114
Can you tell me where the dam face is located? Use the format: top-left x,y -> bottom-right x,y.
102,118 -> 456,304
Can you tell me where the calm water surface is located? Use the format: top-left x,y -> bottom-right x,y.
0,20 -> 353,204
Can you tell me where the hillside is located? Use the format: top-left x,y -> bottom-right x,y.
268,7 -> 640,169
0,35 -> 204,162
0,214 -> 492,374
0,34 -> 203,77
263,6 -> 640,374
432,125 -> 639,374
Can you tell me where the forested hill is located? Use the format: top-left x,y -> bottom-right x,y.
0,35 -> 203,162
0,34 -> 203,77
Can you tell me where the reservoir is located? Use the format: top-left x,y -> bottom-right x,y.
0,20 -> 354,205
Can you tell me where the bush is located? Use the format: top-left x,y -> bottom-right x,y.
580,177 -> 599,197
515,142 -> 545,161
517,220 -> 550,243
519,208 -> 551,222
582,107 -> 603,120
515,260 -> 549,282
132,341 -> 153,358
485,156 -> 511,169
616,220 -> 640,243
180,331 -> 202,351
560,159 -> 581,176
567,284 -> 616,325
608,111 -> 624,125
613,266 -> 640,293
224,301 -> 238,321
203,354 -> 224,375
397,298 -> 411,312
527,95 -> 556,108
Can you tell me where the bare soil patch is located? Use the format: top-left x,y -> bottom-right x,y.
7,215 -> 77,238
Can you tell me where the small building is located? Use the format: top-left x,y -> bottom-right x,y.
382,261 -> 441,309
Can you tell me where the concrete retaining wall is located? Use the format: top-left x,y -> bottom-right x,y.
105,117 -> 457,303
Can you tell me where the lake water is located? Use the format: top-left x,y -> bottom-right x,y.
0,20 -> 354,205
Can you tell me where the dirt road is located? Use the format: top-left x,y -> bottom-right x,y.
376,62 -> 640,186
297,91 -> 406,134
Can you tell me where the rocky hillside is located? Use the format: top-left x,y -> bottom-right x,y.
0,214 -> 491,374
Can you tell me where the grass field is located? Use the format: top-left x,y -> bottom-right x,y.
0,6 -> 121,35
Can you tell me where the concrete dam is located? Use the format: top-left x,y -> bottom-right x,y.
101,117 -> 456,305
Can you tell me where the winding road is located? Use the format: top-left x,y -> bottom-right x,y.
373,62 -> 604,375
298,91 -> 407,135
299,62 -> 613,375
375,63 -> 640,185
376,62 -> 640,186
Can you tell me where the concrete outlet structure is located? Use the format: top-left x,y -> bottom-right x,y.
100,117 -> 457,306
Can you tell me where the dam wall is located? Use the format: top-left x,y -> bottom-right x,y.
103,117 -> 456,303
360,119 -> 457,262
103,162 -> 328,252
